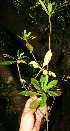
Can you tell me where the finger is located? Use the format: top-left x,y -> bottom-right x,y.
47,106 -> 51,110
38,105 -> 47,116
32,120 -> 41,131
23,96 -> 37,114
35,105 -> 47,122
32,106 -> 47,131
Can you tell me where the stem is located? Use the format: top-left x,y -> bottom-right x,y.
46,15 -> 52,131
17,62 -> 25,87
47,16 -> 52,71
31,52 -> 38,63
35,68 -> 42,78
49,16 -> 52,50
28,67 -> 43,89
47,121 -> 49,131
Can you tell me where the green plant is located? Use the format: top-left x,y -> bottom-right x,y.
0,1 -> 63,130
0,0 -> 65,112
0,30 -> 59,109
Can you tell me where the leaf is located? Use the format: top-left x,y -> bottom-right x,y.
52,1 -> 56,9
23,30 -> 27,40
43,49 -> 52,67
30,99 -> 40,109
17,51 -> 27,60
47,80 -> 58,89
52,1 -> 55,6
48,3 -> 52,13
17,60 -> 26,64
20,52 -> 25,58
28,32 -> 31,36
37,90 -> 42,94
54,90 -> 62,96
46,0 -> 49,4
3,54 -> 15,59
29,61 -> 39,68
40,75 -> 48,87
46,90 -> 58,96
40,92 -> 47,107
0,61 -> 16,65
27,32 -> 31,39
19,91 -> 40,96
42,85 -> 48,92
39,0 -> 48,14
31,78 -> 41,90
24,30 -> 26,34
26,43 -> 33,53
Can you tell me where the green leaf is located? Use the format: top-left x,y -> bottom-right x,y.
31,78 -> 41,90
30,99 -> 40,109
17,60 -> 26,64
27,32 -> 31,39
54,90 -> 62,96
0,61 -> 16,65
48,3 -> 52,13
42,85 -> 48,92
40,75 -> 48,87
43,49 -> 52,67
52,1 -> 55,6
29,61 -> 39,68
46,90 -> 58,96
26,43 -> 33,53
39,0 -> 48,14
51,2 -> 56,15
24,30 -> 26,34
23,30 -> 27,40
19,91 -> 40,96
17,51 -> 27,61
3,54 -> 15,59
47,80 -> 58,89
46,0 -> 49,4
20,52 -> 25,58
37,90 -> 42,94
40,92 -> 47,107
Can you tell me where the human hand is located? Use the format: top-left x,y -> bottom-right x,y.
19,96 -> 47,131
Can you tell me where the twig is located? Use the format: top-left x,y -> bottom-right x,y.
17,63 -> 26,88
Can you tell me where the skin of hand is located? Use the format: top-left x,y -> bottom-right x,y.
19,96 -> 47,131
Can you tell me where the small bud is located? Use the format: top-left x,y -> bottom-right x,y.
43,70 -> 48,75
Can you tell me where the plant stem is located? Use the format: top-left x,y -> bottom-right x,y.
35,68 -> 43,78
31,52 -> 38,63
49,16 -> 51,50
46,15 -> 52,131
17,62 -> 25,87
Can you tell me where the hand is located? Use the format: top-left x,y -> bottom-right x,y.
19,96 -> 47,131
